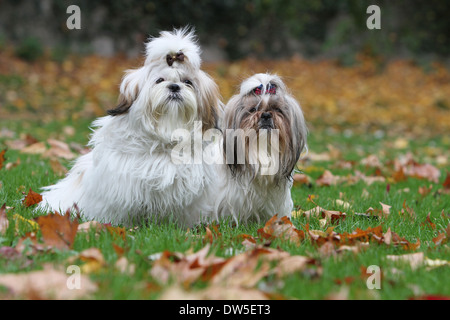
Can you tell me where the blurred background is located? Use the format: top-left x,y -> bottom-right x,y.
0,0 -> 449,137
1,0 -> 450,61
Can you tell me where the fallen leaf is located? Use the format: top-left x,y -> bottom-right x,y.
77,221 -> 104,233
400,200 -> 416,221
159,285 -> 269,300
0,149 -> 6,170
0,265 -> 97,299
293,173 -> 311,186
270,255 -> 315,277
387,252 -> 424,270
443,172 -> 450,190
394,153 -> 441,183
149,245 -> 226,286
20,142 -> 46,155
360,154 -> 382,168
105,225 -> 126,241
78,248 -> 106,273
49,159 -> 68,175
432,232 -> 447,246
421,212 -> 436,230
0,203 -> 9,234
418,185 -> 433,197
5,157 -> 20,170
43,139 -> 76,160
22,188 -> 43,207
36,211 -> 79,250
115,256 -> 136,274
257,214 -> 305,245
316,170 -> 339,186
15,231 -> 48,255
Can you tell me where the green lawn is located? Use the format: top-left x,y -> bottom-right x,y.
0,117 -> 449,300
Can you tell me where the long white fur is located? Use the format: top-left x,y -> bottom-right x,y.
38,30 -> 306,228
38,28 -> 222,227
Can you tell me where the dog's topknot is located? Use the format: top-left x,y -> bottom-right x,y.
144,27 -> 202,70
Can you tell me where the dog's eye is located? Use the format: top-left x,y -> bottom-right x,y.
155,78 -> 164,84
249,107 -> 257,113
183,79 -> 193,87
274,107 -> 283,114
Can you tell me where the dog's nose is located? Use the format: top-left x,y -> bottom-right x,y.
261,112 -> 272,120
168,83 -> 180,92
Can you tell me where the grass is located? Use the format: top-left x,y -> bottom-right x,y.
0,116 -> 449,300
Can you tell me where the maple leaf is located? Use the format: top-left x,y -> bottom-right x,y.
22,188 -> 43,207
36,211 -> 79,250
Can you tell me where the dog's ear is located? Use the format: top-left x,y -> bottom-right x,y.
281,95 -> 308,178
107,94 -> 133,116
197,71 -> 223,131
107,67 -> 147,116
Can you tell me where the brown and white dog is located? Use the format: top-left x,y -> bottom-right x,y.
214,73 -> 307,223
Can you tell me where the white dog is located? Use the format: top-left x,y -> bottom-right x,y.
38,28 -> 223,227
214,73 -> 307,224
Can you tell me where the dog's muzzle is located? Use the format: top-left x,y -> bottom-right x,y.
259,112 -> 274,129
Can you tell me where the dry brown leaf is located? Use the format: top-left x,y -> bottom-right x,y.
394,153 -> 441,183
432,232 -> 447,246
149,245 -> 226,286
0,265 -> 97,299
303,206 -> 346,224
387,252 -> 424,270
159,285 -> 269,300
421,212 -> 436,230
0,203 -> 9,234
0,149 -> 6,170
115,256 -> 136,275
211,248 -> 272,288
5,157 -> 20,170
36,211 -> 79,250
316,170 -> 340,186
400,200 -> 416,220
20,142 -> 46,155
77,221 -> 104,233
293,173 -> 311,186
271,255 -> 314,277
43,139 -> 76,160
257,214 -> 305,245
49,159 -> 68,175
22,188 -> 43,207
360,154 -> 382,168
443,172 -> 450,190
